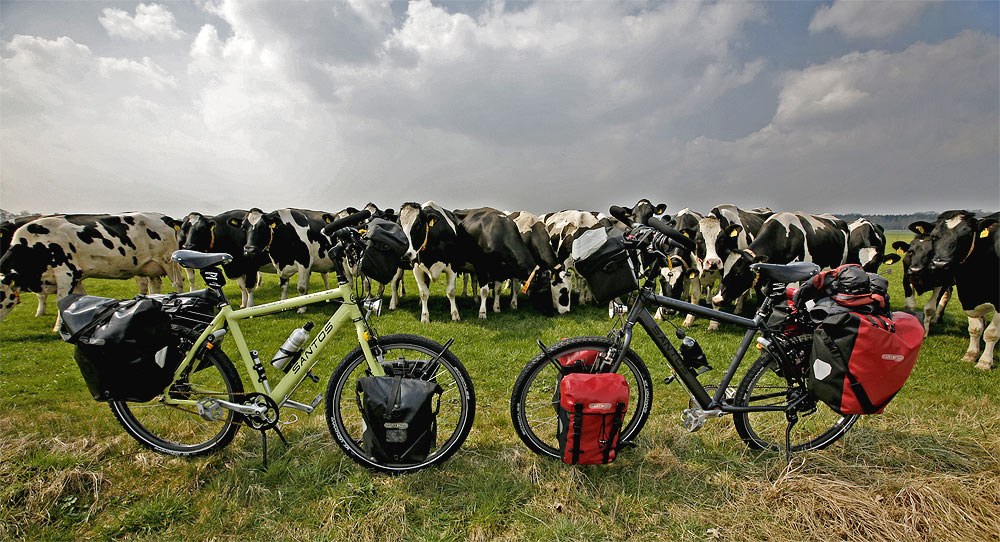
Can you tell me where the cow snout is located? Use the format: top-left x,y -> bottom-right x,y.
704,258 -> 722,270
243,246 -> 257,257
711,293 -> 724,305
930,259 -> 951,271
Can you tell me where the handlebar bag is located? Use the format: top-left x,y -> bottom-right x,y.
356,375 -> 442,463
572,228 -> 638,303
361,218 -> 409,284
57,294 -> 179,402
556,372 -> 629,464
809,311 -> 923,415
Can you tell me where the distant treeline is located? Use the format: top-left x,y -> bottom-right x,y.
2,208 -> 996,232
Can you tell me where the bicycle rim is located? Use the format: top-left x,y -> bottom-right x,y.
110,350 -> 242,456
327,336 -> 474,473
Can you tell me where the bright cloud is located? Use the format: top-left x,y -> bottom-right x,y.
99,3 -> 185,41
809,0 -> 934,39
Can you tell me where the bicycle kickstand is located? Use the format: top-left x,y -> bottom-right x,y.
784,411 -> 799,467
259,426 -> 289,470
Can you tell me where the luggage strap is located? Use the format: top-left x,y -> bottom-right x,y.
845,371 -> 898,414
602,402 -> 627,463
66,302 -> 123,344
571,403 -> 584,464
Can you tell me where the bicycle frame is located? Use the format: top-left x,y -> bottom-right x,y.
163,282 -> 384,410
609,284 -> 792,414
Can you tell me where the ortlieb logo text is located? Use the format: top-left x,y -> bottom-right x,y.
881,353 -> 904,362
588,402 -> 612,410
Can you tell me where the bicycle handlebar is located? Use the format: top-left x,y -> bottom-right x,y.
609,206 -> 695,252
322,210 -> 372,237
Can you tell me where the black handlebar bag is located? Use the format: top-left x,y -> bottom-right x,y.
356,375 -> 442,463
58,294 -> 179,402
360,218 -> 408,284
572,228 -> 639,303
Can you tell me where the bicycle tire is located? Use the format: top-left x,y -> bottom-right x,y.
732,334 -> 859,452
110,348 -> 244,456
510,336 -> 653,460
325,334 -> 476,474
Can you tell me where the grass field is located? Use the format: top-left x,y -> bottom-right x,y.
1,233 -> 998,541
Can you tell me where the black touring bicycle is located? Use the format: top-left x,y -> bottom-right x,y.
510,207 -> 864,460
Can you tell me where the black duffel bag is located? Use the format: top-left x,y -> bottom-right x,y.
356,375 -> 442,463
58,294 -> 181,402
360,218 -> 408,284
572,227 -> 638,303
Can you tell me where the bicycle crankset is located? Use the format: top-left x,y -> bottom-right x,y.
242,392 -> 281,431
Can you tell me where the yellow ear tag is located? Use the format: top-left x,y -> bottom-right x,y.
981,229 -> 990,239
173,225 -> 181,231
896,248 -> 904,255
916,225 -> 925,234
683,231 -> 691,238
326,217 -> 332,223
666,258 -> 674,270
359,229 -> 367,234
429,218 -> 436,227
210,224 -> 215,231
729,229 -> 739,238
269,223 -> 276,229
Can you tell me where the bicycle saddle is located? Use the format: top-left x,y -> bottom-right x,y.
172,250 -> 233,269
750,261 -> 820,283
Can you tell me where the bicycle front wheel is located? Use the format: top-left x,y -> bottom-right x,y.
110,348 -> 244,456
326,334 -> 476,474
732,334 -> 859,452
510,336 -> 653,460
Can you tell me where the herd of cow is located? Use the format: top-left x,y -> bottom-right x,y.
0,201 -> 996,369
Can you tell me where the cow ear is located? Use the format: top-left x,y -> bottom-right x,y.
323,214 -> 334,224
978,218 -> 998,238
891,241 -> 909,254
883,253 -> 901,265
688,269 -> 698,279
227,217 -> 241,228
654,203 -> 667,215
428,217 -> 437,227
909,221 -> 933,235
622,207 -> 632,217
753,254 -> 768,264
726,224 -> 743,238
680,228 -> 694,239
265,213 -> 279,227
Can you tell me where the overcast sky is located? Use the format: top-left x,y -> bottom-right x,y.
1,0 -> 997,218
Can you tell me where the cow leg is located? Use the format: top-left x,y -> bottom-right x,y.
511,279 -> 519,310
478,284 -> 489,319
321,272 -> 331,291
683,276 -> 700,327
706,283 -> 720,331
135,276 -> 149,295
461,273 -> 469,297
296,268 -> 311,314
52,271 -> 78,333
445,266 -> 460,321
389,268 -> 404,310
933,287 -> 952,323
975,308 -> 999,370
186,268 -> 197,292
961,305 -> 990,362
148,276 -> 163,294
493,282 -> 502,313
414,266 -> 431,323
923,287 -> 943,336
166,262 -> 185,293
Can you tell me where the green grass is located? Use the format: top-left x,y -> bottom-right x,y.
1,234 -> 998,541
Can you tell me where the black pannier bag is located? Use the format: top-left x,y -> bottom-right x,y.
58,294 -> 181,402
356,375 -> 442,463
572,227 -> 638,303
145,290 -> 218,333
360,218 -> 408,284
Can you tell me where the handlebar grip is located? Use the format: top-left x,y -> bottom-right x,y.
608,206 -> 634,226
322,210 -> 372,236
648,217 -> 695,251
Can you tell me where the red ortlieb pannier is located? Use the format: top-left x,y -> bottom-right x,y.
809,311 -> 923,415
558,349 -> 602,371
556,373 -> 629,464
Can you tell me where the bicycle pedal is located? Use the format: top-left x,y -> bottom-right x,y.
306,370 -> 320,383
309,393 -> 323,410
663,372 -> 677,385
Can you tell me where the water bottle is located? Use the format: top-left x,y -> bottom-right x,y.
679,336 -> 710,374
271,321 -> 315,372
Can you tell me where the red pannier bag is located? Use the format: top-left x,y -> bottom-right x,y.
558,349 -> 602,371
809,311 -> 924,415
556,373 -> 629,464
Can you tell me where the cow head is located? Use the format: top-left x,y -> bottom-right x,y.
179,212 -> 214,251
622,199 -> 667,226
659,254 -> 693,299
529,266 -> 571,315
397,201 -> 458,261
0,242 -> 47,320
906,212 -> 978,290
243,208 -> 281,258
713,249 -> 764,305
695,216 -> 742,274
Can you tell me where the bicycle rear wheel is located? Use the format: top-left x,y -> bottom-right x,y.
510,336 -> 653,460
325,334 -> 476,474
733,334 -> 859,452
110,348 -> 244,456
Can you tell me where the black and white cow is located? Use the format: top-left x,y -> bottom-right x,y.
713,212 -> 849,306
453,207 -> 537,319
619,199 -> 667,227
397,201 -> 468,322
651,208 -> 703,321
0,213 -> 184,330
242,208 -> 336,312
847,218 -> 897,272
891,223 -> 951,336
906,211 -> 999,369
508,211 -> 572,314
178,209 -> 272,308
683,205 -> 772,328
